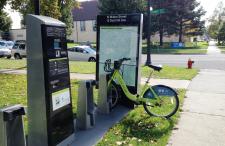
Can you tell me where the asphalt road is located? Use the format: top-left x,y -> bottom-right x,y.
141,42 -> 225,70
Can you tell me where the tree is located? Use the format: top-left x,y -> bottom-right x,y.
0,11 -> 12,32
99,0 -> 145,14
5,0 -> 78,36
58,0 -> 79,35
218,22 -> 225,44
166,0 -> 205,42
99,0 -> 153,39
207,1 -> 225,43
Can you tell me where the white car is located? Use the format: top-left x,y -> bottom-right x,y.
11,43 -> 26,59
68,45 -> 96,62
0,41 -> 12,58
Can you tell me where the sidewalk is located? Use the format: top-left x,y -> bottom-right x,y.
0,69 -> 190,89
207,41 -> 221,55
168,69 -> 225,146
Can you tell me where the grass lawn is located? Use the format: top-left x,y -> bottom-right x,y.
218,45 -> 225,53
67,42 -> 79,48
0,74 -> 187,145
97,89 -> 186,146
0,58 -> 95,74
0,74 -> 97,134
0,58 -> 27,69
142,42 -> 208,54
142,65 -> 198,80
69,61 -> 96,74
0,59 -> 198,80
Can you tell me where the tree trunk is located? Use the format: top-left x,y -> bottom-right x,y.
179,21 -> 183,43
159,26 -> 163,46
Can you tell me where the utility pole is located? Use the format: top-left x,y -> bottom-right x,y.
145,0 -> 152,65
34,0 -> 40,15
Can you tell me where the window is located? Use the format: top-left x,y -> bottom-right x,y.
92,20 -> 96,31
80,21 -> 86,31
75,47 -> 83,53
19,44 -> 25,50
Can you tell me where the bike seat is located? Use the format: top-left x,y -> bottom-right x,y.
147,64 -> 162,71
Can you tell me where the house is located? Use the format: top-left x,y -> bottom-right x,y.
68,0 -> 99,42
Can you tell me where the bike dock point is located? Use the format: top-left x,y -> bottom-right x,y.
0,13 -> 143,146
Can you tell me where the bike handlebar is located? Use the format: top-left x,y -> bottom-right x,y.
119,58 -> 131,62
104,58 -> 131,72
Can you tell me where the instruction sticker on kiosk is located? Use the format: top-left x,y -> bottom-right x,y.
52,88 -> 71,111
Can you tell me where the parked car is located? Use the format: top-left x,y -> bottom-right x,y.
68,45 -> 96,62
0,41 -> 12,58
5,41 -> 14,49
11,42 -> 26,59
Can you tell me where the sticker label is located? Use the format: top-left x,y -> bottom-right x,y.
52,88 -> 71,111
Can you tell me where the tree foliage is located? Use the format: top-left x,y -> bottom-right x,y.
218,22 -> 225,44
207,1 -> 225,42
155,0 -> 206,43
99,0 -> 146,14
0,1 -> 12,33
4,0 -> 78,36
99,0 -> 205,43
0,11 -> 12,32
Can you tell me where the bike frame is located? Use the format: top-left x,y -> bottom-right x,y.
108,69 -> 158,104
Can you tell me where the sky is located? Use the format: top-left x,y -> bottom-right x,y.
4,0 -> 223,29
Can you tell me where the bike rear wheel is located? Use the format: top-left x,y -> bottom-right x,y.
143,85 -> 179,118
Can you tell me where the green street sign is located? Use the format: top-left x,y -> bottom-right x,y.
151,9 -> 167,15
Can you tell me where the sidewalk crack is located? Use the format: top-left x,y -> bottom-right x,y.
183,110 -> 225,118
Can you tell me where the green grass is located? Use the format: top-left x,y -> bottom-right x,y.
218,45 -> 225,53
97,89 -> 186,146
67,43 -> 96,50
0,58 -> 27,69
142,65 -> 198,80
0,58 -> 95,74
69,61 -> 96,74
142,42 -> 208,54
0,59 -> 198,80
0,74 -> 97,134
67,43 -> 79,48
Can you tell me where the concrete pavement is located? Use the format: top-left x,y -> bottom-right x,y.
207,41 -> 221,55
168,69 -> 225,146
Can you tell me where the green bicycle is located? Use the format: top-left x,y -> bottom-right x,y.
104,58 -> 179,118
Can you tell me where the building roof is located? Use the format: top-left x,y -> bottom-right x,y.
72,0 -> 99,21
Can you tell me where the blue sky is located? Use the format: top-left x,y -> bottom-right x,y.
4,0 -> 223,29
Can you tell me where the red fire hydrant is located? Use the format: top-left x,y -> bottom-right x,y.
187,58 -> 194,69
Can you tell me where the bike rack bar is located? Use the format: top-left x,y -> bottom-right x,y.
77,80 -> 97,130
98,74 -> 112,114
0,105 -> 26,146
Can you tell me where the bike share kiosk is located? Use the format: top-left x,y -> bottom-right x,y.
96,14 -> 143,113
27,15 -> 75,146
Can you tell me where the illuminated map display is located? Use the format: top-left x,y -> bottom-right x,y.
99,26 -> 139,86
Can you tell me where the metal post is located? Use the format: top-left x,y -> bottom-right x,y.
145,0 -> 152,65
34,0 -> 40,15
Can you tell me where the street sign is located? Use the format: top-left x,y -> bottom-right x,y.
151,9 -> 167,15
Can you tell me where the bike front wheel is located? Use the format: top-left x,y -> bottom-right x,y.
108,81 -> 120,109
143,85 -> 179,118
